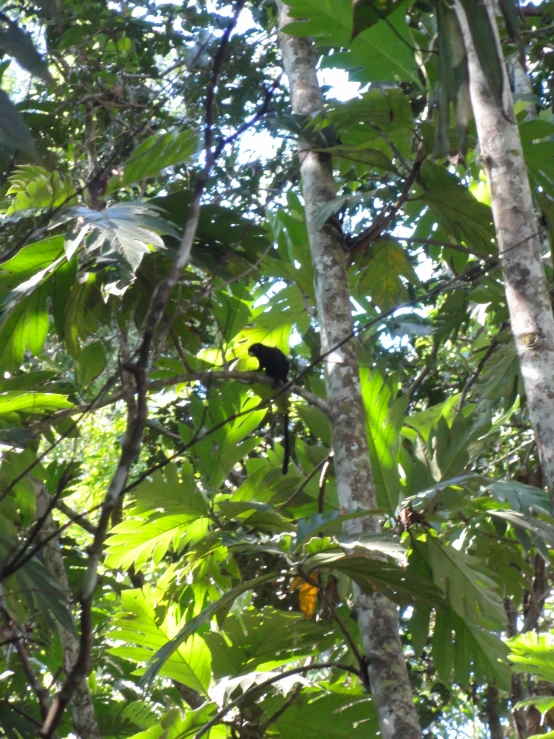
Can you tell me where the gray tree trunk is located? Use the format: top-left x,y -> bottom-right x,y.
276,4 -> 422,737
455,0 -> 554,504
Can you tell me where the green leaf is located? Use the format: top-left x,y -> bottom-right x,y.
305,552 -> 443,607
77,340 -> 106,386
0,539 -> 75,635
407,162 -> 495,255
325,6 -> 420,84
110,588 -> 212,694
462,617 -> 509,689
335,532 -> 406,562
508,632 -> 554,682
281,0 -> 352,46
409,605 -> 430,657
434,0 -> 470,158
419,537 -> 506,626
522,137 -> 554,199
0,89 -> 36,156
361,364 -> 406,513
272,687 -> 378,738
296,404 -> 332,446
352,0 -> 407,39
204,607 -> 331,678
0,700 -> 38,738
6,165 -> 77,214
0,241 -> 65,367
498,0 -> 522,46
125,705 -> 226,739
0,17 -> 53,82
105,464 -> 210,571
488,509 -> 554,553
107,129 -> 198,194
0,236 -> 64,286
457,0 -> 505,111
141,572 -> 277,686
319,144 -> 395,171
295,509 -> 383,548
0,370 -> 56,392
486,479 -> 553,516
57,202 -> 178,279
0,391 -> 72,417
432,609 -> 454,681
358,238 -> 419,312
153,191 -> 271,259
327,89 -> 414,164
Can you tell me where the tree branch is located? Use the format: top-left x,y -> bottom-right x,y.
193,662 -> 360,739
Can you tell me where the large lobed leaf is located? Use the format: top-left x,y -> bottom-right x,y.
105,463 -> 210,571
110,588 -> 212,694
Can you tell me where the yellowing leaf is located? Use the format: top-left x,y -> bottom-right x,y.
290,572 -> 319,619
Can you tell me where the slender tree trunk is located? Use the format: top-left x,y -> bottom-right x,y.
454,0 -> 554,506
506,56 -> 538,120
485,685 -> 505,739
276,4 -> 421,737
34,482 -> 102,739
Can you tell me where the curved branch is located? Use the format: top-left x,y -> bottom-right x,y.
32,371 -> 331,430
193,662 -> 360,739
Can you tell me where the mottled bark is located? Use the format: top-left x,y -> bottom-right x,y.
455,0 -> 554,505
505,598 -> 529,738
34,482 -> 102,739
276,4 -> 421,737
485,685 -> 505,739
506,56 -> 538,121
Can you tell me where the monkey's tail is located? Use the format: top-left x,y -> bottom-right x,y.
282,413 -> 290,475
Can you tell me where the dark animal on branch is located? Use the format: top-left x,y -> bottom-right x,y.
248,343 -> 290,474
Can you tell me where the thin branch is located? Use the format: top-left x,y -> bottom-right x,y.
279,453 -> 332,510
38,7 -> 246,735
458,325 -> 507,410
193,662 -> 360,739
318,453 -> 333,514
345,141 -> 426,256
146,420 -> 181,441
0,590 -> 51,720
402,236 -> 490,261
119,223 -> 550,497
33,373 -> 331,430
1,501 -> 103,580
0,371 -> 119,504
407,340 -> 438,401
53,499 -> 96,535
259,682 -> 303,732
333,611 -> 366,674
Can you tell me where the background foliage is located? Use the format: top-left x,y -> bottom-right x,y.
2,0 -> 554,737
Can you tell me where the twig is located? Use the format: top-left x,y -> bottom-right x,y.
279,453 -> 331,510
0,590 -> 51,720
318,453 -> 333,514
259,682 -> 303,731
458,325 -> 507,410
407,340 -> 438,401
53,499 -> 96,535
345,141 -> 426,256
193,662 -> 360,739
32,373 -> 331,429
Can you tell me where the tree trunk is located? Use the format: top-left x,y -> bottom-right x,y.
276,4 -> 422,737
454,0 -> 554,506
34,482 -> 102,739
485,685 -> 505,739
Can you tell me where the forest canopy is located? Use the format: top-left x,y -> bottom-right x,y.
2,0 -> 554,738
